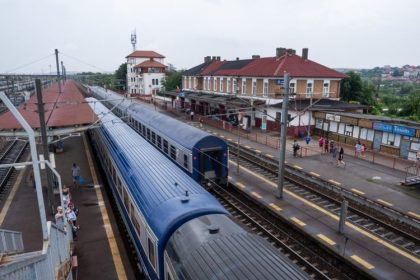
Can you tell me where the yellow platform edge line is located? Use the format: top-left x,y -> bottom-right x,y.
351,255 -> 375,270
376,199 -> 393,207
407,211 -> 420,220
317,234 -> 336,245
228,160 -> 420,265
309,171 -> 320,177
291,217 -> 306,226
269,203 -> 282,212
351,188 -> 365,195
251,191 -> 262,199
83,134 -> 128,280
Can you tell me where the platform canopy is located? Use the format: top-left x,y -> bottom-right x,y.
0,80 -> 97,137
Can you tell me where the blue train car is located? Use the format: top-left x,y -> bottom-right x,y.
87,86 -> 228,186
87,98 -> 310,280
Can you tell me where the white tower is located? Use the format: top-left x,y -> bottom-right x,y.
131,29 -> 137,51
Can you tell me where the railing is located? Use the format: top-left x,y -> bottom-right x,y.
0,222 -> 73,280
0,229 -> 24,255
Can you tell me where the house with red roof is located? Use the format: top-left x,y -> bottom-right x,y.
126,50 -> 166,96
180,47 -> 349,132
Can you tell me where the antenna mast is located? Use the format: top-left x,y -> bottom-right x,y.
131,29 -> 137,51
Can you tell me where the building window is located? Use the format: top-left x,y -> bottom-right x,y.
194,77 -> 197,89
233,78 -> 238,94
323,82 -> 330,97
289,82 -> 295,94
213,77 -> 217,91
156,79 -> 159,86
252,80 -> 257,96
263,80 -> 268,97
382,132 -> 400,146
306,82 -> 313,97
219,78 -> 223,92
207,78 -> 211,91
227,79 -> 231,93
242,80 -> 246,95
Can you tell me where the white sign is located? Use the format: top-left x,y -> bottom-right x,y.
326,113 -> 340,122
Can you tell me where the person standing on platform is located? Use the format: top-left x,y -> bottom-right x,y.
190,110 -> 194,121
337,147 -> 345,167
318,136 -> 325,153
55,206 -> 64,230
331,143 -> 338,162
355,141 -> 362,158
324,139 -> 329,153
72,163 -> 81,188
361,143 -> 366,157
292,140 -> 300,157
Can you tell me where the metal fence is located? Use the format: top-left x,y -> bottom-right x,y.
0,229 -> 24,255
0,222 -> 73,280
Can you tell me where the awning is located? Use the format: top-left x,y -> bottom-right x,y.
184,92 -> 266,108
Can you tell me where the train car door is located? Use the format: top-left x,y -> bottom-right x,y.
199,148 -> 223,182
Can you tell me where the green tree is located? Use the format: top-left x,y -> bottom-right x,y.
114,63 -> 127,90
340,71 -> 363,102
162,71 -> 182,91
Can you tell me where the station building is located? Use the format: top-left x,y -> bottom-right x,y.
126,50 -> 166,96
313,111 -> 420,161
175,47 -> 348,131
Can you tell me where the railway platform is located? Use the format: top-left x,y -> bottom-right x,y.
0,134 -> 137,279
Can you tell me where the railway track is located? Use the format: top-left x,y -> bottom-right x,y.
228,143 -> 420,259
0,140 -> 28,203
207,184 -> 373,280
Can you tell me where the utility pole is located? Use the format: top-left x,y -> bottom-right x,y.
276,73 -> 290,199
35,79 -> 55,214
338,199 -> 348,234
61,61 -> 65,84
307,94 -> 312,136
55,49 -> 62,93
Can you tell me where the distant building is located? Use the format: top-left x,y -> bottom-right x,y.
126,50 -> 166,95
176,47 -> 348,132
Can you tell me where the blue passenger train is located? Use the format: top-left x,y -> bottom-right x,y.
87,98 -> 309,280
87,86 -> 228,186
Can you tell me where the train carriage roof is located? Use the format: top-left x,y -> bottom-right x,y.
87,98 -> 228,242
88,86 -> 227,151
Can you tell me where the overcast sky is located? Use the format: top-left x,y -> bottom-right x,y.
2,0 -> 419,74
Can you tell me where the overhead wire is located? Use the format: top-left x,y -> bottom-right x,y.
3,53 -> 55,74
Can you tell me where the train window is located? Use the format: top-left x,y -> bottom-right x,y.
142,125 -> 146,136
170,145 -> 176,160
157,135 -> 162,149
123,189 -> 130,212
148,238 -> 156,269
163,140 -> 169,154
117,177 -> 122,195
152,132 -> 156,144
147,128 -> 151,140
183,154 -> 188,169
132,213 -> 141,237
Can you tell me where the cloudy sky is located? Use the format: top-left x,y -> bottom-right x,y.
1,0 -> 419,74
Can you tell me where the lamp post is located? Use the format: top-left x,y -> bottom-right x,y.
276,73 -> 290,199
236,123 -> 243,173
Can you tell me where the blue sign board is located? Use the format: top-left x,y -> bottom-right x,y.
373,122 -> 393,133
393,125 -> 416,137
373,122 -> 416,137
275,79 -> 284,86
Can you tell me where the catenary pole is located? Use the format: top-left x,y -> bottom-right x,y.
55,49 -> 62,93
276,73 -> 290,199
0,92 -> 48,240
36,79 -> 55,214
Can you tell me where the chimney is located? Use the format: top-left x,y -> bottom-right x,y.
276,47 -> 287,58
252,55 -> 260,59
216,56 -> 221,61
302,48 -> 309,60
286,48 -> 296,55
212,56 -> 216,61
204,56 -> 211,63
236,57 -> 240,61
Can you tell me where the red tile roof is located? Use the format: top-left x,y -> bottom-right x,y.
126,50 -> 165,58
134,60 -> 166,68
186,54 -> 347,79
0,80 -> 97,130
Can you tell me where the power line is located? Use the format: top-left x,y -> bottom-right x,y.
60,52 -> 109,72
3,53 -> 55,74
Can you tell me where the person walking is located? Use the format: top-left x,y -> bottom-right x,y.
361,143 -> 366,157
331,143 -> 338,162
324,139 -> 329,153
71,163 -> 81,188
337,147 -> 346,167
